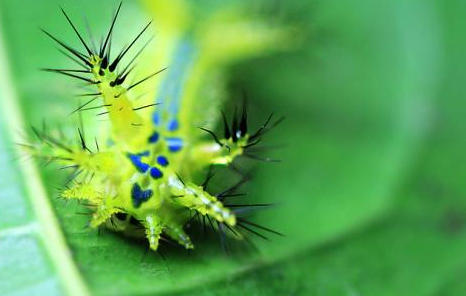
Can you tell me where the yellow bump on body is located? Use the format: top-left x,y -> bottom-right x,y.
171,181 -> 236,227
190,136 -> 248,167
61,184 -> 101,203
90,205 -> 122,228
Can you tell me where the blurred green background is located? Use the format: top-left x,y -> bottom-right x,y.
1,0 -> 465,295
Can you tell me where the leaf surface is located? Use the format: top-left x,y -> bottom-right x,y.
0,0 -> 451,295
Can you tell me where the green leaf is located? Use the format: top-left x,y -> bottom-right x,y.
0,0 -> 457,295
0,21 -> 89,296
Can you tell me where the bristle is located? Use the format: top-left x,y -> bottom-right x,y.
238,218 -> 283,236
244,143 -> 286,153
96,111 -> 109,116
64,169 -> 83,187
77,127 -> 92,153
223,223 -> 241,238
117,36 -> 154,80
42,68 -> 97,84
76,92 -> 102,97
236,223 -> 268,241
100,2 -> 123,57
124,67 -> 167,92
41,28 -> 92,67
201,168 -> 215,189
94,137 -> 100,152
132,103 -> 159,111
217,222 -> 229,254
108,21 -> 152,72
57,49 -> 88,69
206,215 -> 215,230
218,193 -> 248,199
68,96 -> 99,115
83,15 -> 97,54
253,116 -> 285,141
78,104 -> 111,112
59,165 -> 79,170
101,55 -> 109,69
40,68 -> 90,73
221,111 -> 231,139
60,6 -> 93,56
217,175 -> 251,200
201,215 -> 207,235
174,172 -> 186,187
249,113 -> 285,141
113,66 -> 134,86
106,33 -> 113,62
239,97 -> 248,137
231,107 -> 238,142
199,127 -> 223,147
242,138 -> 261,149
31,125 -> 73,153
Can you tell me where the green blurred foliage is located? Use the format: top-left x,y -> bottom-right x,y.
0,0 -> 465,295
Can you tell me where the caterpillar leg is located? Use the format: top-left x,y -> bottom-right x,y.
143,214 -> 163,251
163,223 -> 194,249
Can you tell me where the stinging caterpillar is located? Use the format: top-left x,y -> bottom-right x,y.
27,2 -> 284,253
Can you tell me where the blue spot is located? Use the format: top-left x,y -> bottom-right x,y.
157,155 -> 169,167
167,119 -> 179,131
127,154 -> 150,173
131,183 -> 153,208
166,137 -> 183,152
152,112 -> 160,125
148,131 -> 159,143
150,167 -> 163,179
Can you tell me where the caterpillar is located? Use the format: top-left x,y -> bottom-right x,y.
27,2 -> 283,252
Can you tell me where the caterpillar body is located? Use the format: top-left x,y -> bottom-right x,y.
30,2 -> 283,252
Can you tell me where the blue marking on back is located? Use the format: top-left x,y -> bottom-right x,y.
157,155 -> 169,167
166,137 -> 183,152
131,183 -> 153,208
127,153 -> 150,173
148,131 -> 160,143
152,112 -> 160,126
167,119 -> 179,131
150,167 -> 163,179
153,38 -> 197,130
